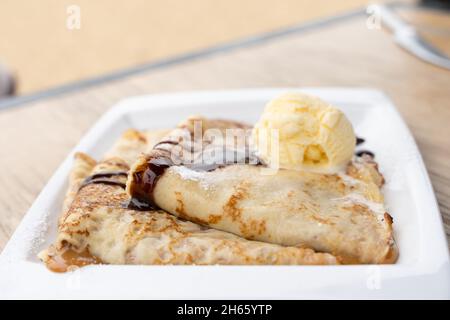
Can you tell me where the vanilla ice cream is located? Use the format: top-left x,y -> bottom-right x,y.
252,92 -> 356,172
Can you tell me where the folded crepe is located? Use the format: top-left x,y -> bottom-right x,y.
39,129 -> 339,271
127,117 -> 398,264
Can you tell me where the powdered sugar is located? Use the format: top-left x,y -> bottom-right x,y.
337,173 -> 363,187
170,166 -> 213,191
333,192 -> 386,217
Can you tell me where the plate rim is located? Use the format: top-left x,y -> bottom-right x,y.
1,87 -> 448,299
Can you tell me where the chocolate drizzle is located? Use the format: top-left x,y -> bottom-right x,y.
123,197 -> 155,211
129,132 -> 371,212
79,171 -> 128,190
153,140 -> 180,150
128,146 -> 263,210
356,137 -> 365,146
127,121 -> 264,210
355,136 -> 375,158
127,151 -> 174,208
356,150 -> 375,158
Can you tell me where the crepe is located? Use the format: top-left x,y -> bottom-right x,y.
39,129 -> 339,271
127,117 -> 398,264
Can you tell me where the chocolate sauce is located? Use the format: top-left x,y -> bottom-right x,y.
79,171 -> 128,190
123,197 -> 155,211
89,171 -> 128,179
356,137 -> 365,145
128,146 -> 264,208
355,136 -> 375,158
80,179 -> 127,189
153,140 -> 179,150
129,129 -> 372,212
128,154 -> 174,207
153,139 -> 199,154
356,150 -> 375,158
128,122 -> 264,210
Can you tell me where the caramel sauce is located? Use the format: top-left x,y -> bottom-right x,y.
45,247 -> 102,273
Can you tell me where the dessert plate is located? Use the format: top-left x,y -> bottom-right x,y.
0,88 -> 448,299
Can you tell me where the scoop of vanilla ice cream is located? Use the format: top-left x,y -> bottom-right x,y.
252,92 -> 356,172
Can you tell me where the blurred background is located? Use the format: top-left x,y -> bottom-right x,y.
1,0 -> 448,96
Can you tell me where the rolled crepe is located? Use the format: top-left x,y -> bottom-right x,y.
127,117 -> 398,264
40,128 -> 338,271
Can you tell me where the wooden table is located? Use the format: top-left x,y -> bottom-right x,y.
0,4 -> 449,251
0,0 -> 374,94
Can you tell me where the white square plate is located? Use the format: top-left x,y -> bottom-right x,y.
1,88 -> 448,299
